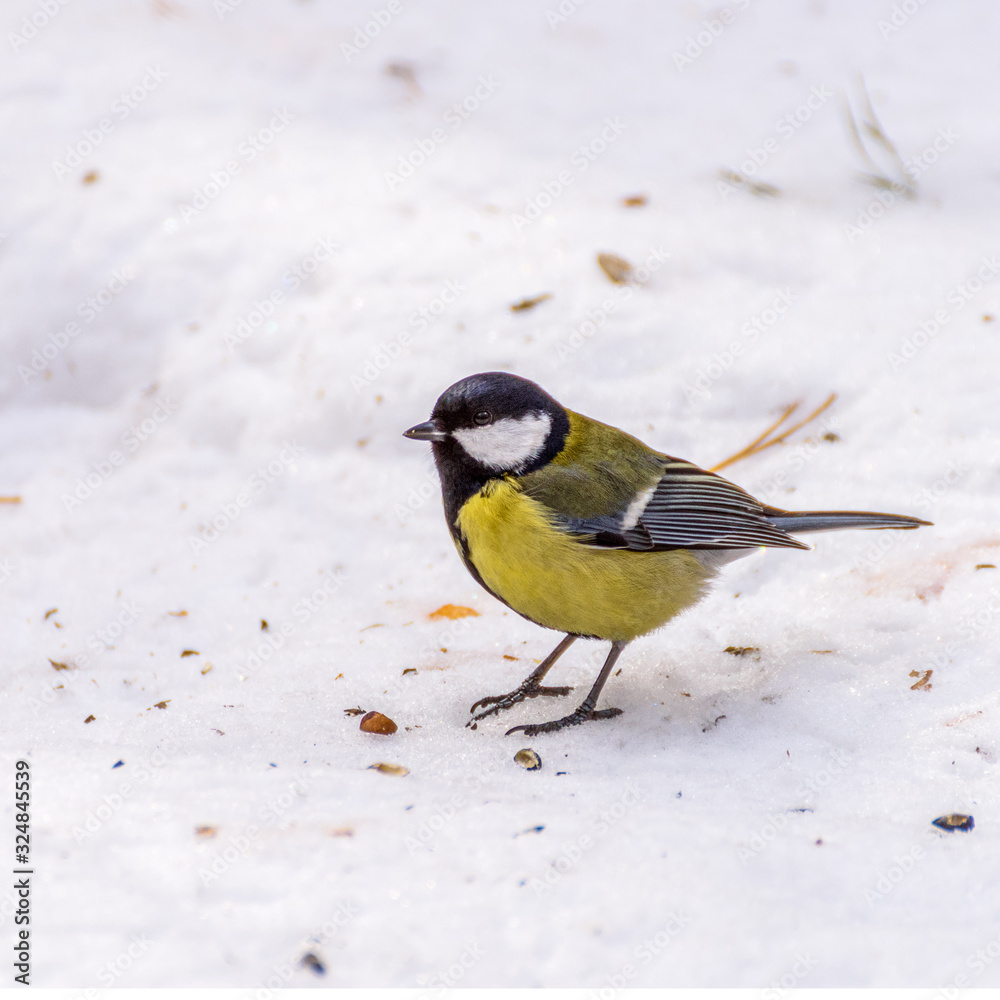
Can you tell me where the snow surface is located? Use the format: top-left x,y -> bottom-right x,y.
2,0 -> 1000,990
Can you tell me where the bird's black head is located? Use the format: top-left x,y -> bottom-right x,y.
404,372 -> 570,518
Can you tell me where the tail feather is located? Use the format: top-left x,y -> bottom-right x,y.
763,507 -> 932,535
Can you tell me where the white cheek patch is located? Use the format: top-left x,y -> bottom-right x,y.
452,412 -> 552,472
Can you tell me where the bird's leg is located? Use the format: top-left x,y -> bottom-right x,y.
467,634 -> 577,728
505,641 -> 628,737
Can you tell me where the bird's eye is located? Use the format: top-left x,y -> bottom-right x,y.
473,410 -> 493,426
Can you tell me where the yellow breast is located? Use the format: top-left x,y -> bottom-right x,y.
455,478 -> 713,642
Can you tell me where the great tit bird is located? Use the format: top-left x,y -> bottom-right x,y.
404,372 -> 930,737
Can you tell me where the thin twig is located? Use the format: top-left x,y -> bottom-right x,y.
843,77 -> 916,199
709,393 -> 837,473
709,402 -> 799,473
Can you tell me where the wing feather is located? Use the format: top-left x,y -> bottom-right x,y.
560,459 -> 808,552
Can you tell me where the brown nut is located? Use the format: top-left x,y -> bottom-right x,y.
360,711 -> 398,735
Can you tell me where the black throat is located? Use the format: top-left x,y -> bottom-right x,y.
432,406 -> 570,532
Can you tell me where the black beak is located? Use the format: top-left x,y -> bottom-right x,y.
403,418 -> 448,442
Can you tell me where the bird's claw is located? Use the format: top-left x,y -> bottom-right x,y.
466,683 -> 573,727
505,706 -> 622,737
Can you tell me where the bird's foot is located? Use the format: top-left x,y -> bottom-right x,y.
505,705 -> 622,737
466,680 -> 573,728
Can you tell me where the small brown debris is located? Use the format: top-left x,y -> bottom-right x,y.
822,432 -> 840,442
49,659 -> 73,671
945,710 -> 983,727
44,608 -> 58,620
386,61 -> 420,95
428,604 -> 479,621
0,496 -> 23,504
514,748 -> 542,770
168,610 -> 188,617
909,669 -> 933,691
932,814 -> 974,832
402,668 -> 417,676
724,646 -> 759,657
975,563 -> 996,570
622,194 -> 648,207
82,170 -> 99,184
260,619 -> 268,631
329,826 -> 354,837
718,169 -> 781,197
200,664 -> 212,675
153,700 -> 171,710
84,715 -> 96,723
510,293 -> 552,312
195,825 -> 217,839
368,762 -> 409,776
360,711 -> 397,735
502,654 -> 518,661
344,706 -> 366,716
180,649 -> 199,657
597,252 -> 634,284
810,650 -> 834,654
334,672 -> 344,680
360,623 -> 385,631
983,315 -> 995,323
